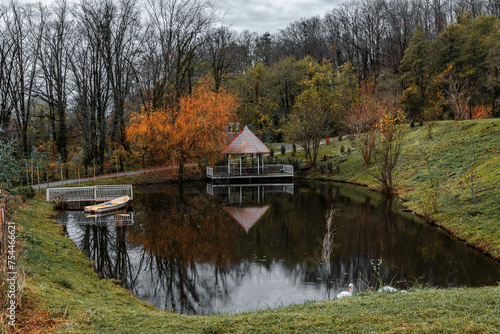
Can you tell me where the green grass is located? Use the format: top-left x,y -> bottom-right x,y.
9,119 -> 500,332
285,120 -> 500,260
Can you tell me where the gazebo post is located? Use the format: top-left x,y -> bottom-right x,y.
239,155 -> 242,175
262,154 -> 265,174
228,154 -> 231,175
257,153 -> 260,175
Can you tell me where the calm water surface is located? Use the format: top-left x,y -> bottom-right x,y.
57,181 -> 500,315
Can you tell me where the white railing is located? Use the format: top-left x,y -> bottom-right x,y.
60,211 -> 135,225
283,165 -> 294,174
207,183 -> 294,197
206,164 -> 294,178
46,185 -> 133,202
206,166 -> 214,177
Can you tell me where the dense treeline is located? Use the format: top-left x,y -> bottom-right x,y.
0,0 -> 498,186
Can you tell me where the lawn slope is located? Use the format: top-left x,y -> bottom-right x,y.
302,119 -> 500,259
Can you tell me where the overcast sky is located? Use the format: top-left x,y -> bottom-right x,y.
217,0 -> 341,35
30,0 -> 342,36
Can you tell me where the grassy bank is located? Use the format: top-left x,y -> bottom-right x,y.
9,198 -> 500,333
286,119 -> 500,260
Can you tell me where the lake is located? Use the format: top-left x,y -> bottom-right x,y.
56,181 -> 500,315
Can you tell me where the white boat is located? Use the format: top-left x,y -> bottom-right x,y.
84,196 -> 130,213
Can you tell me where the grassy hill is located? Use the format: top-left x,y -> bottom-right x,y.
291,119 -> 500,260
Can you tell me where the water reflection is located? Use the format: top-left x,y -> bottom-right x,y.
57,181 -> 500,315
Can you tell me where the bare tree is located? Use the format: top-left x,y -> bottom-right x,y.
37,0 -> 73,164
202,26 -> 239,92
6,2 -> 42,154
71,0 -> 112,173
140,0 -> 219,110
277,16 -> 329,63
103,0 -> 142,149
0,6 -> 15,138
442,65 -> 475,120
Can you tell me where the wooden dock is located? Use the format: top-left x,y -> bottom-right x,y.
46,185 -> 133,202
206,164 -> 294,181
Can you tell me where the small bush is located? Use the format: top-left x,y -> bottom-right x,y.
22,186 -> 36,199
281,145 -> 286,156
292,143 -> 296,157
326,162 -> 334,174
318,164 -> 326,174
287,158 -> 300,172
338,134 -> 343,141
340,145 -> 345,153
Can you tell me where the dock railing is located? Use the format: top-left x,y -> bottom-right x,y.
206,164 -> 293,178
46,185 -> 133,202
60,211 -> 135,226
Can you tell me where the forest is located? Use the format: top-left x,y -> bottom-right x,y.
0,0 -> 499,187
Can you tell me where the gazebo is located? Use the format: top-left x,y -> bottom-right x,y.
221,125 -> 270,176
206,125 -> 294,181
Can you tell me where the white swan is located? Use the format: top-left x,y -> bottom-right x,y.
378,286 -> 408,293
378,286 -> 398,293
336,283 -> 353,299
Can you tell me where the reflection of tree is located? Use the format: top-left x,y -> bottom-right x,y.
127,188 -> 245,314
79,224 -> 136,289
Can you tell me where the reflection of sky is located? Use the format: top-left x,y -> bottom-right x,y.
130,259 -> 330,315
221,262 -> 322,313
62,213 -> 338,315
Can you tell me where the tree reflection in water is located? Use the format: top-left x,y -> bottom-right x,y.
58,181 -> 500,315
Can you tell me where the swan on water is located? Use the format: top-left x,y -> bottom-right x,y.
336,283 -> 353,299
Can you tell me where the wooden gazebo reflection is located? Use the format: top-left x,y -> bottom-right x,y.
206,126 -> 293,181
221,205 -> 270,233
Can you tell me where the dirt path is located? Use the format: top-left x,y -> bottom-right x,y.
33,163 -> 197,189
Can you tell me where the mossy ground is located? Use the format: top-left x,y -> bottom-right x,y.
7,119 -> 500,332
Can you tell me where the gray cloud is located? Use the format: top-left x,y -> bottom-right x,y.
218,0 -> 342,35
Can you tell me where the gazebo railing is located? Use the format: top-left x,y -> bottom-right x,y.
207,164 -> 293,178
46,185 -> 133,202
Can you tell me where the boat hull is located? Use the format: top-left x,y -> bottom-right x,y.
84,196 -> 130,213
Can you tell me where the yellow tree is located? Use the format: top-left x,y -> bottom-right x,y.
370,109 -> 407,196
127,79 -> 239,181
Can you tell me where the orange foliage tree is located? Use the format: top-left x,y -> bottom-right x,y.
127,79 -> 239,181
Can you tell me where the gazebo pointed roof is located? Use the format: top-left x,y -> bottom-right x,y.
222,205 -> 270,233
221,125 -> 271,154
